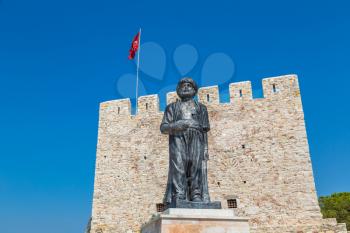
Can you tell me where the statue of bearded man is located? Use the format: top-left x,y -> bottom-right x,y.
160,77 -> 211,206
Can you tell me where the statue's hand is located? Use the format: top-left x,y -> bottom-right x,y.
173,120 -> 190,131
204,148 -> 209,160
186,119 -> 200,128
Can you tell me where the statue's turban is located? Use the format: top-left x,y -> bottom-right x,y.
176,77 -> 198,96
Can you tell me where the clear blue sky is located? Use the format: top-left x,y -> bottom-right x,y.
0,0 -> 349,232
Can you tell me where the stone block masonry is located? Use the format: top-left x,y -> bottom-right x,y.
90,74 -> 347,233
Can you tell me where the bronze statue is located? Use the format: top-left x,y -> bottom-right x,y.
160,77 -> 213,207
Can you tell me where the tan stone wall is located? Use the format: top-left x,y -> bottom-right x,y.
250,218 -> 348,233
90,74 -> 345,233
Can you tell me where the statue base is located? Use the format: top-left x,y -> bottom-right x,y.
166,199 -> 222,209
141,208 -> 250,233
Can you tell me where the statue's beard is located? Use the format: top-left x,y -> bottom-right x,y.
178,89 -> 195,100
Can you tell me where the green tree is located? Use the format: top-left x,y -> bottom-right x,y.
319,192 -> 350,230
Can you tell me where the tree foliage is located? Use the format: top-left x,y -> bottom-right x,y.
319,192 -> 350,230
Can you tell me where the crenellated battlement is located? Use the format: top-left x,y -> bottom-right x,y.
229,81 -> 252,102
262,74 -> 300,99
100,74 -> 300,117
198,85 -> 220,105
137,94 -> 159,114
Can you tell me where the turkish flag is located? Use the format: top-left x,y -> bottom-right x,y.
128,32 -> 140,60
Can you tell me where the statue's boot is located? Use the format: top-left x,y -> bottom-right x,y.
192,196 -> 202,202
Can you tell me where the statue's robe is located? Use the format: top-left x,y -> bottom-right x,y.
160,99 -> 210,204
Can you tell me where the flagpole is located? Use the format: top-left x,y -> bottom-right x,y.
135,28 -> 141,114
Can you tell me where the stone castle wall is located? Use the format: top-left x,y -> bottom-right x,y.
90,74 -> 347,233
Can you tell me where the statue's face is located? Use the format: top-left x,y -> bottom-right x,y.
178,82 -> 196,99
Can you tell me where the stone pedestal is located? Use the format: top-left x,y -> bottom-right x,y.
141,208 -> 250,233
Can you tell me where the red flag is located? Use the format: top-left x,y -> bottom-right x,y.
128,32 -> 140,60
